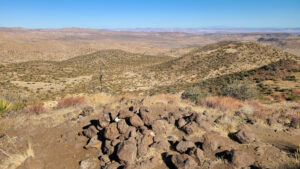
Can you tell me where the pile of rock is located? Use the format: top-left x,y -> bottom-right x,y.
79,99 -> 257,169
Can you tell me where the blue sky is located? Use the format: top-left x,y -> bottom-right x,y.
0,0 -> 299,29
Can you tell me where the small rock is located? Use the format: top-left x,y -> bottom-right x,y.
290,117 -> 299,129
81,106 -> 94,117
80,158 -> 98,169
177,118 -> 186,128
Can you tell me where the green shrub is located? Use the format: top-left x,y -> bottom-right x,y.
0,100 -> 12,116
182,86 -> 210,102
221,81 -> 258,100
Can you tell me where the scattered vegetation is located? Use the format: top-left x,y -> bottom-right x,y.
57,96 -> 85,108
0,100 -> 12,116
197,96 -> 242,111
220,81 -> 258,100
181,86 -> 209,102
23,103 -> 46,115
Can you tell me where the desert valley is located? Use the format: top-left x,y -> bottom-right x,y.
0,27 -> 299,169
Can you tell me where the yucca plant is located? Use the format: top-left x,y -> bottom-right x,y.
0,100 -> 12,115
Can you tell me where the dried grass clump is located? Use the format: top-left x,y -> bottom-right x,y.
197,96 -> 243,111
57,96 -> 85,108
23,103 -> 46,115
243,100 -> 266,119
271,93 -> 286,102
291,89 -> 300,95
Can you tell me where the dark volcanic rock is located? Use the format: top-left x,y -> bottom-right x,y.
117,140 -> 137,165
104,123 -> 120,140
176,140 -> 195,153
117,119 -> 129,134
170,154 -> 197,169
232,150 -> 255,168
129,114 -> 144,127
83,125 -> 98,139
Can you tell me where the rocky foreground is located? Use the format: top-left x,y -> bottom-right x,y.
78,98 -> 299,169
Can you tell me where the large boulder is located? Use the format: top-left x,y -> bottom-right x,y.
99,112 -> 111,128
139,106 -> 154,126
202,132 -> 233,154
232,150 -> 255,168
117,119 -> 129,134
189,148 -> 204,165
84,135 -> 102,150
170,154 -> 197,169
117,140 -> 137,165
119,107 -> 135,119
129,114 -> 144,127
176,140 -> 195,153
233,127 -> 256,144
82,125 -> 98,139
182,122 -> 198,135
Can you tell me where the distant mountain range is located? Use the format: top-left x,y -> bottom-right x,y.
115,28 -> 300,34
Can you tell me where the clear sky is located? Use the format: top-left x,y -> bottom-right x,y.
0,0 -> 299,29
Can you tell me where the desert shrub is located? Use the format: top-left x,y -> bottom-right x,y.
197,96 -> 243,111
221,81 -> 258,100
242,100 -> 266,119
0,100 -> 12,116
23,103 -> 45,115
57,96 -> 85,108
271,93 -> 286,102
181,86 -> 210,102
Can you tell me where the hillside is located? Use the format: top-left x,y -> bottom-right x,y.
154,41 -> 295,82
1,41 -> 299,103
0,50 -> 172,101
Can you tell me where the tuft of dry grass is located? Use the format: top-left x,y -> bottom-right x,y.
291,89 -> 300,95
243,100 -> 266,119
272,93 -> 286,102
57,96 -> 85,108
197,96 -> 243,111
0,137 -> 34,169
23,103 -> 46,115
